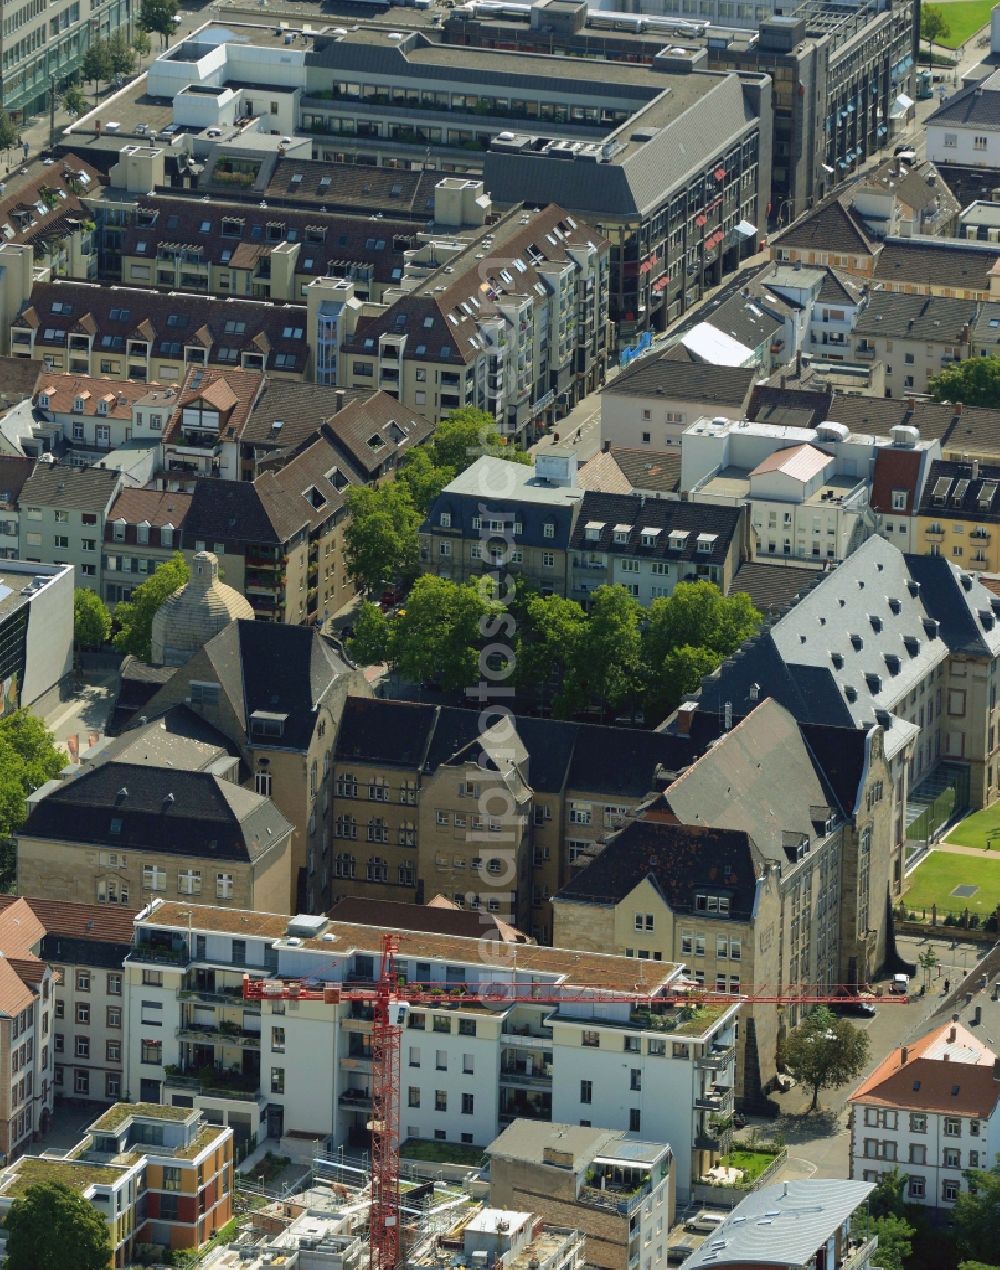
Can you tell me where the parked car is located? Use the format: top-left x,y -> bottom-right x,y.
889,973 -> 910,994
830,999 -> 877,1019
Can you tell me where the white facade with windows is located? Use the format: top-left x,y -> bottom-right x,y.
124,901 -> 737,1199
849,1021 -> 1000,1208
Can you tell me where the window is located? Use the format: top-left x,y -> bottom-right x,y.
97,878 -> 129,905
107,973 -> 121,996
944,1147 -> 961,1168
580,1079 -> 592,1104
892,490 -> 907,511
461,1092 -> 474,1114
910,1113 -> 927,1133
142,970 -> 162,987
459,1019 -> 476,1037
909,1176 -> 925,1200
408,1087 -> 420,1107
178,869 -> 201,895
943,1179 -> 960,1202
272,1026 -> 286,1052
975,135 -> 989,150
581,1030 -> 599,1048
629,1108 -> 641,1132
76,970 -> 90,992
106,1040 -> 121,1063
76,1003 -> 90,1025
141,1039 -> 162,1064
271,1067 -> 285,1094
106,1006 -> 122,1029
630,1068 -> 642,1091
435,1090 -> 447,1112
142,865 -> 166,892
945,1117 -> 961,1137
217,873 -> 234,900
75,1035 -> 90,1058
634,913 -> 654,932
74,1069 -> 90,1095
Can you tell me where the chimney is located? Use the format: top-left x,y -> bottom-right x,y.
972,459 -> 980,480
335,389 -> 346,412
944,1053 -> 951,1060
901,1045 -> 909,1065
949,1025 -> 957,1043
676,702 -> 697,735
956,403 -> 964,417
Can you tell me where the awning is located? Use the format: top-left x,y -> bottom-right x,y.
822,163 -> 835,174
897,91 -> 915,109
736,219 -> 757,237
890,92 -> 915,118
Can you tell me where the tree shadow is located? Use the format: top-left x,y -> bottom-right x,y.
775,1108 -> 842,1140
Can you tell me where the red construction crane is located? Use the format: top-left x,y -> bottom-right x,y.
244,935 -> 904,1270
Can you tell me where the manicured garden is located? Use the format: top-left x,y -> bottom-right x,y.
928,0 -> 994,48
944,801 -> 1000,851
902,848 -> 1000,916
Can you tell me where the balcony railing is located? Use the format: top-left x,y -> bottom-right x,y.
695,1088 -> 735,1113
339,1088 -> 372,1108
580,1177 -> 652,1216
499,1064 -> 552,1087
127,943 -> 190,968
840,1235 -> 878,1269
176,1024 -> 261,1048
695,1045 -> 735,1071
164,1068 -> 263,1102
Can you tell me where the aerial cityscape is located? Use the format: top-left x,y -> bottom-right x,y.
4,0 -> 1000,1264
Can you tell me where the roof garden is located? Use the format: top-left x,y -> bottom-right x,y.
1,1156 -> 128,1200
89,1102 -> 194,1133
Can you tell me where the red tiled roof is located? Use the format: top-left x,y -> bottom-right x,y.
0,898 -> 46,958
0,895 -> 138,945
850,1021 -> 1000,1118
870,447 -> 923,515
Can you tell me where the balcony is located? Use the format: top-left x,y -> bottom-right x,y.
500,1024 -> 553,1046
178,985 -> 259,1011
971,530 -> 992,542
580,1176 -> 652,1217
695,1045 -> 735,1072
164,1065 -> 262,1102
176,1023 -> 261,1048
839,1236 -> 878,1270
127,941 -> 190,968
499,1063 -> 553,1087
695,1087 -> 735,1113
339,1088 -> 372,1108
924,526 -> 945,538
855,346 -> 876,361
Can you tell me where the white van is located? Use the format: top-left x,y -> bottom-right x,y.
685,1212 -> 727,1235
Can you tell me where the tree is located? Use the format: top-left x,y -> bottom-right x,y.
930,357 -> 1000,408
868,1166 -> 908,1220
920,4 -> 950,53
398,446 -> 456,516
73,588 -> 111,650
4,1179 -> 112,1270
563,585 -> 642,718
347,600 -> 392,666
780,1006 -> 870,1111
514,593 -> 587,714
112,551 -> 188,661
81,39 -> 113,99
390,575 -> 497,693
956,1163 -> 1000,1263
429,409 -> 532,476
863,1214 -> 913,1270
132,28 -> 152,59
344,483 -> 421,596
62,83 -> 88,117
643,581 -> 760,668
655,645 -> 722,718
139,0 -> 179,46
959,1263 -> 1000,1270
107,29 -> 136,77
0,110 -> 17,154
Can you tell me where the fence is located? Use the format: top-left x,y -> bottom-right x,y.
689,1147 -> 787,1209
908,786 -> 957,843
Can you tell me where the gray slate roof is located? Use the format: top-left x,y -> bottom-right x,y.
19,462 -> 121,513
663,698 -> 835,862
926,72 -> 1000,128
853,292 -> 978,342
602,355 -> 754,405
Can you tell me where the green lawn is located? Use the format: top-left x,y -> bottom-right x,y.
719,1148 -> 781,1184
903,849 -> 1000,915
925,0 -> 993,48
945,802 -> 1000,850
400,1139 -> 485,1167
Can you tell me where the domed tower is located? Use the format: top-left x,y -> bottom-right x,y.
150,550 -> 254,667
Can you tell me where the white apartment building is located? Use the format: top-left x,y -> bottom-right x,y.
124,901 -> 739,1202
681,416 -> 940,563
849,1021 -> 1000,1208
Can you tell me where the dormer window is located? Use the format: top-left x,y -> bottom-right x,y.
161,523 -> 174,548
113,518 -> 126,542
584,522 -> 604,542
640,528 -> 661,548
440,512 -> 451,528
97,400 -> 108,416
543,521 -> 555,539
74,396 -> 86,412
613,524 -> 631,545
137,520 -> 150,545
38,392 -> 50,408
697,533 -> 717,554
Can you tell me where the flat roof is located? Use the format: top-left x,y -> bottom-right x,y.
442,455 -> 584,508
0,563 -> 70,625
